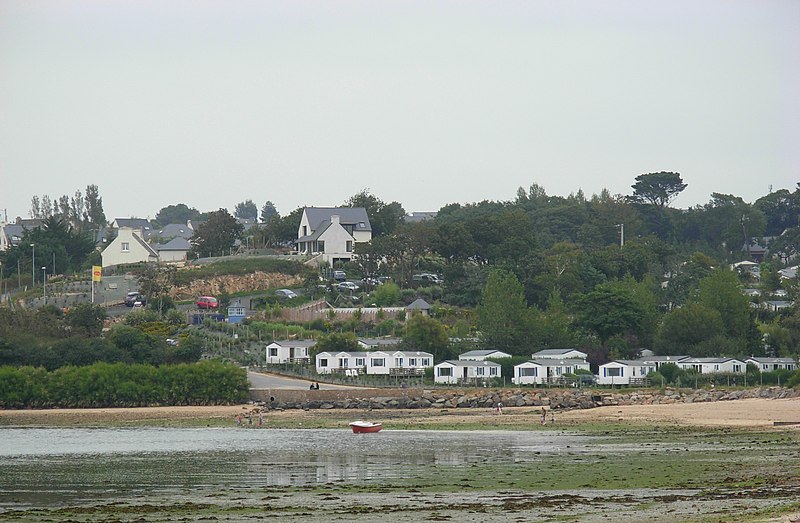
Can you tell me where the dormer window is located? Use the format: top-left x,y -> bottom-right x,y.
359,222 -> 366,228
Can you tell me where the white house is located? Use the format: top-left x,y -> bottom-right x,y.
265,339 -> 316,364
316,351 -> 370,375
458,349 -> 511,361
530,349 -> 588,361
434,360 -> 501,385
153,237 -> 191,263
745,357 -> 797,372
101,227 -> 159,268
639,355 -> 690,370
677,358 -> 746,374
597,360 -> 658,385
295,207 -> 372,265
358,338 -> 402,351
513,358 -> 591,385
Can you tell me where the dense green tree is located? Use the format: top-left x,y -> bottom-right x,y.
697,269 -> 755,344
655,303 -> 725,355
65,303 -> 107,337
189,209 -> 244,258
403,314 -> 450,361
234,199 -> 258,220
576,283 -> 643,344
259,201 -> 279,223
371,282 -> 401,307
345,190 -> 405,236
753,185 -> 800,236
313,332 -> 359,355
628,172 -> 687,208
477,269 -> 531,355
83,184 -> 107,227
155,204 -> 201,226
259,206 -> 304,246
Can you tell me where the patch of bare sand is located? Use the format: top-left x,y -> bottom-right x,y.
555,397 -> 800,428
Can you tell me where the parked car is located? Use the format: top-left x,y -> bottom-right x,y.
275,288 -> 298,299
196,296 -> 219,309
337,281 -> 360,292
332,270 -> 347,282
124,292 -> 145,307
413,273 -> 443,285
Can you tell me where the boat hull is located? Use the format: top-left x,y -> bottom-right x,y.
349,421 -> 382,433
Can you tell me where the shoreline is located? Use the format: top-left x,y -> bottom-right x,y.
2,396 -> 799,430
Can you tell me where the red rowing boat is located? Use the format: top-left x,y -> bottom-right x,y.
349,421 -> 382,433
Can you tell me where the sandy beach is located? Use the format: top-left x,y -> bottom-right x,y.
2,396 -> 799,429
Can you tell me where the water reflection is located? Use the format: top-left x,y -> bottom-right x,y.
0,427 -> 588,507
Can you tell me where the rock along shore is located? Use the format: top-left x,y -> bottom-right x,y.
253,386 -> 800,411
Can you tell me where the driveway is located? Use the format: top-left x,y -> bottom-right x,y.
247,370 -> 359,390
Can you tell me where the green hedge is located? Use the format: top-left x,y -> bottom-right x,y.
0,360 -> 249,408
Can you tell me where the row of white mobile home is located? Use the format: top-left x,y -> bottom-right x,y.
596,356 -> 797,385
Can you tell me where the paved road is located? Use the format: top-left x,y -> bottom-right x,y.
247,370 -> 358,390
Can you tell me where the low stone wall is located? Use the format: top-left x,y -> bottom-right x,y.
249,386 -> 800,411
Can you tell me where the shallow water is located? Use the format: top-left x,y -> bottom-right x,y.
0,427 -> 589,507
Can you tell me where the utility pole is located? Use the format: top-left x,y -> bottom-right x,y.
616,224 -> 624,247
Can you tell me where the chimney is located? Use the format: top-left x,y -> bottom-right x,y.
331,214 -> 340,225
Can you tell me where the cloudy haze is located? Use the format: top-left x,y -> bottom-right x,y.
1,0 -> 798,222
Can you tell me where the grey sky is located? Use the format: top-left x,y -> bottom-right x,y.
1,0 -> 798,222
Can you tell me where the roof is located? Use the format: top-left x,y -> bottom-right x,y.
154,237 -> 191,251
113,218 -> 152,230
269,340 -> 318,348
459,349 -> 510,358
604,359 -> 657,366
639,355 -> 690,363
304,207 -> 371,232
395,350 -> 434,358
406,298 -> 432,310
404,211 -> 437,223
437,359 -> 501,367
131,229 -> 159,257
521,358 -> 590,366
531,348 -> 587,357
156,223 -> 194,239
296,220 -> 332,242
746,357 -> 796,364
680,357 -> 744,364
359,338 -> 402,347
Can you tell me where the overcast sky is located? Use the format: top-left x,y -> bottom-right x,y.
1,0 -> 798,222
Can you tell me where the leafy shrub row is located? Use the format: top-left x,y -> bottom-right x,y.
0,360 -> 249,408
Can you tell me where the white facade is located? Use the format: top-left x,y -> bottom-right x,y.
434,360 -> 501,385
597,360 -> 657,385
296,208 -> 372,265
458,350 -> 511,361
101,227 -> 159,268
265,340 -> 316,364
745,357 -> 797,372
513,359 -> 591,385
315,350 -> 433,376
677,358 -> 746,374
530,349 -> 588,361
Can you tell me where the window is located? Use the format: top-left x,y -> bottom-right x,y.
339,358 -> 349,368
269,348 -> 278,357
605,367 -> 622,377
394,358 -> 403,367
439,367 -> 452,377
409,358 -> 417,366
359,222 -> 366,229
422,358 -> 430,366
355,358 -> 365,366
489,367 -> 498,376
519,367 -> 538,377
733,364 -> 742,373
714,365 -> 719,371
121,242 -> 130,252
319,358 -> 328,367
346,240 -> 353,252
371,358 -> 385,367
302,226 -> 307,236
476,367 -> 485,376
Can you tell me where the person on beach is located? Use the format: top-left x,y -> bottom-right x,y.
540,408 -> 547,425
495,402 -> 503,415
235,414 -> 242,426
257,413 -> 263,427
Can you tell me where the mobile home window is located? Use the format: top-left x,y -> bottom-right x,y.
319,358 -> 328,367
338,358 -> 348,368
439,367 -> 452,377
355,358 -> 365,366
476,367 -> 485,376
371,358 -> 385,367
269,348 -> 278,357
489,367 -> 498,376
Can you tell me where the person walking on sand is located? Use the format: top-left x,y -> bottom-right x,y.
495,402 -> 503,415
235,414 -> 242,426
257,413 -> 263,427
540,407 -> 547,425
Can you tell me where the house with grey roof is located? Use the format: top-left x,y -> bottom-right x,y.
458,349 -> 511,361
295,207 -> 371,265
531,348 -> 587,361
406,298 -> 432,315
745,357 -> 797,372
434,359 -> 501,384
153,237 -> 191,263
101,227 -> 158,267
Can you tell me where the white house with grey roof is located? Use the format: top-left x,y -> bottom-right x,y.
513,358 -> 591,385
531,349 -> 587,361
295,207 -> 371,265
597,359 -> 658,385
153,237 -> 191,263
745,357 -> 797,372
101,227 -> 159,268
315,349 -> 432,376
266,339 -> 316,364
677,357 -> 746,374
458,349 -> 511,361
434,359 -> 501,384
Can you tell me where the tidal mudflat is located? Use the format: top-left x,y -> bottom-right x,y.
1,424 -> 798,522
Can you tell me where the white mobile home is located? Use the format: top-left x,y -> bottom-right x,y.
530,349 -> 588,361
434,360 -> 501,385
597,360 -> 658,385
745,357 -> 797,372
513,359 -> 591,385
315,351 -> 369,375
265,340 -> 316,364
677,358 -> 746,374
458,350 -> 511,361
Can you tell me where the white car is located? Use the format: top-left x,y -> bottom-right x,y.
337,281 -> 360,292
275,289 -> 298,299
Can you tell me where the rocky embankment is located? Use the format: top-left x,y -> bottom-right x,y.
172,272 -> 302,300
261,386 -> 800,411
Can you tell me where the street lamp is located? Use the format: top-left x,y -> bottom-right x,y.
30,243 -> 35,286
42,267 -> 47,304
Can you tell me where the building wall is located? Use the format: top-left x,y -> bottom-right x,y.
101,228 -> 156,268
